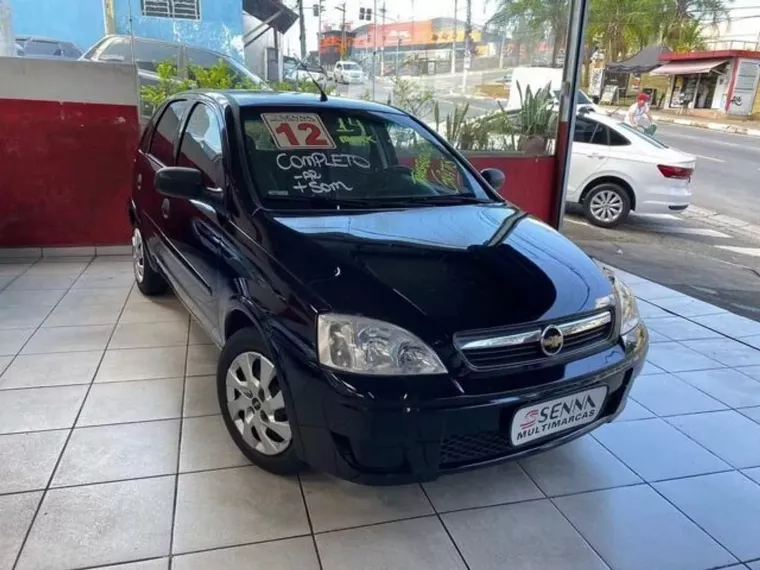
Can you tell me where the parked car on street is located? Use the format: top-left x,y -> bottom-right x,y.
81,35 -> 267,119
332,60 -> 365,84
15,36 -> 82,59
285,65 -> 328,86
129,90 -> 648,484
568,111 -> 696,227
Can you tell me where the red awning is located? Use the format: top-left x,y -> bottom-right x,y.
650,59 -> 728,75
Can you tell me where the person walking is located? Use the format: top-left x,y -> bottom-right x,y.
626,92 -> 654,132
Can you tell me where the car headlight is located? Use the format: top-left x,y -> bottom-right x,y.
317,314 -> 447,375
613,277 -> 641,335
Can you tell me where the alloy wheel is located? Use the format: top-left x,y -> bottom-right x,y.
226,352 -> 291,456
132,228 -> 145,283
589,190 -> 624,223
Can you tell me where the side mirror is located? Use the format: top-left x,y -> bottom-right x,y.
155,167 -> 204,200
480,168 -> 506,191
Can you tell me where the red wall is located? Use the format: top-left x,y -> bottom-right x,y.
0,99 -> 140,247
465,154 -> 558,224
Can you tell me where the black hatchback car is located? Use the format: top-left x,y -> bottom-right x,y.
129,90 -> 648,484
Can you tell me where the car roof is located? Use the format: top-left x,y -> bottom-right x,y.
582,111 -> 622,128
190,90 -> 401,114
94,34 -> 234,60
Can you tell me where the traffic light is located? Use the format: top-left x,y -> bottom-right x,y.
366,8 -> 372,20
313,4 -> 320,16
359,7 -> 366,19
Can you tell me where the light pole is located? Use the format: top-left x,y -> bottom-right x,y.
317,1 -> 323,67
372,0 -> 378,98
451,0 -> 457,74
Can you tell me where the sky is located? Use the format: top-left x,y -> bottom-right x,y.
281,0 -> 760,54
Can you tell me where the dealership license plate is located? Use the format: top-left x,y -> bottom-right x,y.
510,386 -> 608,447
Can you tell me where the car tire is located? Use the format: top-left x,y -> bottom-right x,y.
217,328 -> 302,476
132,227 -> 168,296
583,183 -> 631,228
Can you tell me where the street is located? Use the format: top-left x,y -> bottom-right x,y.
335,78 -> 760,319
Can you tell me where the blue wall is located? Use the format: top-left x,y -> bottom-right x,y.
113,0 -> 245,61
10,0 -> 105,52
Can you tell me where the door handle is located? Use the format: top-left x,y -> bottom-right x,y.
589,153 -> 604,159
161,198 -> 170,219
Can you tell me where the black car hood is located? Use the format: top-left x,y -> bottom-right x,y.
265,203 -> 613,339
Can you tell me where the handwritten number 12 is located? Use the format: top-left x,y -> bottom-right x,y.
274,122 -> 329,146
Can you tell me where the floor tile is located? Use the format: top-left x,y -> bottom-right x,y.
694,313 -> 760,339
592,418 -> 730,481
302,473 -> 433,532
23,262 -> 87,276
317,516 -> 466,570
647,296 -> 727,318
119,299 -> 189,324
173,466 -> 309,553
78,378 -> 183,427
637,300 -> 672,320
0,385 -> 88,434
0,261 -> 34,276
640,360 -> 665,375
90,559 -> 168,570
0,306 -> 50,329
58,287 -> 130,308
682,338 -> 760,368
744,467 -> 760,485
0,356 -> 10,376
645,316 -> 724,341
554,485 -> 735,570
443,499 -> 608,570
423,462 -> 543,512
53,420 -> 180,487
188,321 -> 213,345
0,492 -> 42,570
630,281 -> 684,301
179,415 -> 247,472
740,406 -> 760,424
72,273 -> 135,289
95,347 -> 186,383
646,342 -> 723,373
43,303 -> 124,327
0,328 -> 35,356
615,398 -> 655,421
183,375 -> 218,417
0,289 -> 66,308
655,471 -> 760,561
186,344 -> 220,377
739,365 -> 760,381
0,351 -> 102,389
520,435 -> 641,496
630,373 -> 728,416
172,537 -> 320,570
22,325 -> 113,354
17,477 -> 174,570
744,335 -> 760,350
0,430 -> 68,493
747,562 -> 760,570
108,321 -> 189,350
6,275 -> 77,291
676,368 -> 760,409
668,410 -> 760,469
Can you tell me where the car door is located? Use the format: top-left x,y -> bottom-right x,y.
566,117 -> 610,202
135,99 -> 190,267
165,102 -> 227,338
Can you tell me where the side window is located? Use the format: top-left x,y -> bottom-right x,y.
148,100 -> 188,165
609,129 -> 631,146
590,125 -> 609,145
177,104 -> 225,188
573,118 -> 603,144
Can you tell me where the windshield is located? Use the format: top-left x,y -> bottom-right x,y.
616,122 -> 669,149
342,63 -> 361,71
241,108 -> 494,209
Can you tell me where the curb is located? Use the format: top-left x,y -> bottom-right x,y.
652,115 -> 760,137
682,205 -> 760,240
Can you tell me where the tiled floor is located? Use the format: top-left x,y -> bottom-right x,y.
2,255 -> 760,570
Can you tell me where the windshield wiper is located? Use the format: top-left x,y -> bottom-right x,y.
376,194 -> 493,205
264,194 -> 377,209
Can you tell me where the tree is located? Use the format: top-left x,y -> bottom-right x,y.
489,0 -> 569,66
297,0 -> 307,59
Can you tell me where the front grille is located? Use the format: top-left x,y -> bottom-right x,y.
440,432 -> 512,467
456,310 -> 613,369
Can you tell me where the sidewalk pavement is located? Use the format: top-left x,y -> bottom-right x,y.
602,105 -> 760,137
1,253 -> 760,570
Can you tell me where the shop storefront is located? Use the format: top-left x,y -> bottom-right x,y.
651,50 -> 760,116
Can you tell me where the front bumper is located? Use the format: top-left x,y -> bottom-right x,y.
278,325 -> 648,485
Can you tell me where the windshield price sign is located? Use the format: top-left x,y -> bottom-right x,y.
262,113 -> 336,150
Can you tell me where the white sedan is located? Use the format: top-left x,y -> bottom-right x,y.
567,111 -> 696,227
